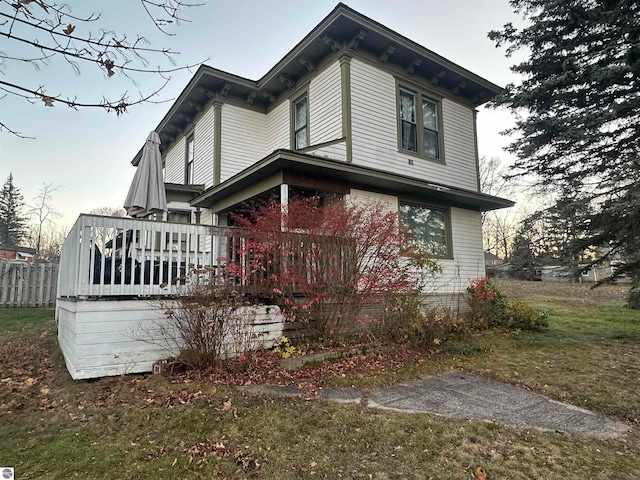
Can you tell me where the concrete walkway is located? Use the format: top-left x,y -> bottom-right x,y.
240,370 -> 628,438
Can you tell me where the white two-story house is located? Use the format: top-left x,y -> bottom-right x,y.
148,3 -> 512,290
56,3 -> 512,379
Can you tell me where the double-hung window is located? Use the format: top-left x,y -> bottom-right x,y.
399,202 -> 450,258
185,133 -> 195,184
398,87 -> 442,161
293,93 -> 309,150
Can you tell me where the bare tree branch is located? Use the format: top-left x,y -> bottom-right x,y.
0,11 -> 183,56
0,78 -> 173,114
0,30 -> 203,77
0,120 -> 35,138
28,182 -> 60,260
0,0 -> 205,136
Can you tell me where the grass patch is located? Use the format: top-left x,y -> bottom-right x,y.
1,282 -> 639,479
0,307 -> 56,341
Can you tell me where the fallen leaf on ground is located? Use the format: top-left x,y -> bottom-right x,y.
475,466 -> 487,480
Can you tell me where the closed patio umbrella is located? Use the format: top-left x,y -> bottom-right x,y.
124,131 -> 167,218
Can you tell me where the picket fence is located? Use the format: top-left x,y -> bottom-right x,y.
0,262 -> 58,308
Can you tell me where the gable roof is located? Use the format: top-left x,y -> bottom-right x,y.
0,244 -> 36,255
133,3 -> 502,165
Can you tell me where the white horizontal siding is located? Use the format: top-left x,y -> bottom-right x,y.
436,207 -> 485,293
220,104 -> 267,182
441,99 -> 477,190
193,105 -> 215,188
57,298 -> 180,379
310,60 -> 342,145
350,58 -> 479,191
266,101 -> 289,153
57,299 -> 281,379
347,188 -> 398,212
347,189 -> 483,294
304,140 -> 347,161
200,208 -> 214,225
350,58 -> 397,169
163,136 -> 185,184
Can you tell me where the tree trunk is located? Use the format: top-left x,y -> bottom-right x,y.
627,280 -> 640,310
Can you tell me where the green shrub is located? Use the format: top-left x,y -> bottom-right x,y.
466,277 -> 548,331
466,277 -> 508,329
406,308 -> 468,348
504,300 -> 549,331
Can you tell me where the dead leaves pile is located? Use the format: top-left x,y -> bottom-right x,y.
180,345 -> 432,393
0,338 -> 58,415
93,377 -> 220,410
142,436 -> 263,475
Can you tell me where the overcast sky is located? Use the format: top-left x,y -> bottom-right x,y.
0,0 -> 525,228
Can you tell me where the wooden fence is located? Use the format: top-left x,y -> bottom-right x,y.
0,262 -> 58,308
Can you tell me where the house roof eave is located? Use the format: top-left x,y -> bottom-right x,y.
190,150 -> 515,213
131,4 -> 503,166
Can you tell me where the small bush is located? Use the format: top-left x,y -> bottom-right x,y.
154,269 -> 264,370
403,308 -> 467,349
466,277 -> 508,329
504,300 -> 549,331
274,335 -> 305,359
466,277 -> 548,331
226,197 -> 442,341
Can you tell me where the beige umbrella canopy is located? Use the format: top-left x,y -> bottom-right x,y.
124,131 -> 167,218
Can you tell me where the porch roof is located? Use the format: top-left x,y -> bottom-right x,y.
190,150 -> 514,213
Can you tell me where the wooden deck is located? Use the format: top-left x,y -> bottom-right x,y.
56,215 -> 284,379
57,214 -> 232,298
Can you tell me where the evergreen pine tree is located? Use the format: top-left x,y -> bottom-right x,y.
510,231 -> 539,281
491,0 -> 640,307
0,174 -> 27,248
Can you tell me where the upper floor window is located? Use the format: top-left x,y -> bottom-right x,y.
185,133 -> 195,184
292,93 -> 309,150
399,202 -> 450,258
398,87 -> 442,161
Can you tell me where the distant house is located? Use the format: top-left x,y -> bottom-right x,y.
540,260 -> 631,284
0,244 -> 36,263
484,251 -> 510,278
484,252 -> 504,267
578,260 -> 631,284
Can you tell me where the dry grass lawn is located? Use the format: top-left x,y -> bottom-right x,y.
0,280 -> 639,479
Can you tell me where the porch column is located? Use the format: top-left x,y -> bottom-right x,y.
213,102 -> 222,185
338,52 -> 353,163
280,183 -> 289,230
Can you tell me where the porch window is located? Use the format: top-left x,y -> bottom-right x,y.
292,93 -> 309,150
399,203 -> 450,258
398,86 -> 442,161
185,133 -> 195,184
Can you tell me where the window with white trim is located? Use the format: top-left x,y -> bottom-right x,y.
399,203 -> 450,258
398,87 -> 441,160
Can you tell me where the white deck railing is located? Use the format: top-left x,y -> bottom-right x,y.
57,214 -> 232,298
